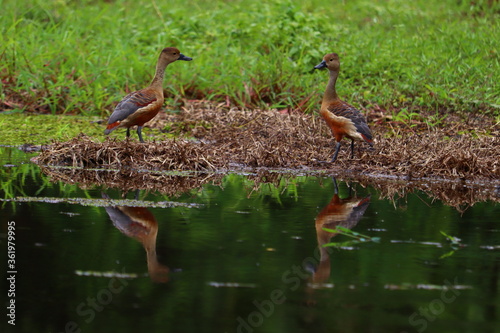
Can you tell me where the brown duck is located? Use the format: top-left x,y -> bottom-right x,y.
102,192 -> 169,283
313,178 -> 370,285
314,53 -> 373,162
104,47 -> 192,142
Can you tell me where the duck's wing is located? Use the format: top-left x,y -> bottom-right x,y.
327,102 -> 373,143
107,89 -> 158,125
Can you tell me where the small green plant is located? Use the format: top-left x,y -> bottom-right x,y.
322,226 -> 380,248
391,108 -> 422,127
424,112 -> 447,128
440,231 -> 463,248
439,231 -> 466,259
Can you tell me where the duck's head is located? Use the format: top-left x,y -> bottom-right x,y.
314,53 -> 340,71
160,47 -> 193,63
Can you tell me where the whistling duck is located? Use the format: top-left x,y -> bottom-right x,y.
104,47 -> 192,142
314,53 -> 373,162
102,192 -> 169,283
312,178 -> 370,285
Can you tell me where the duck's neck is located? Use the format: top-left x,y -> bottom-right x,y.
149,58 -> 169,91
323,69 -> 339,103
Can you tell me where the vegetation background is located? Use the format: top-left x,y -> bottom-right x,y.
1,0 -> 499,113
0,0 -> 499,143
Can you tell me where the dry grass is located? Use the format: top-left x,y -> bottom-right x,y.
35,103 -> 500,208
35,103 -> 500,185
38,166 -> 499,210
355,176 -> 499,212
39,166 -> 223,197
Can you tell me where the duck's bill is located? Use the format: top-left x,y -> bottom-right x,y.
178,53 -> 193,61
314,60 -> 327,70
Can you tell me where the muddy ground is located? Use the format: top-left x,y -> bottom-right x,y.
34,102 -> 499,209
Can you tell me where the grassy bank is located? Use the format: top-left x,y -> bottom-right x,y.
1,0 -> 499,120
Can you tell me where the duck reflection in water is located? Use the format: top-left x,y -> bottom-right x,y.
308,178 -> 370,292
102,191 -> 169,283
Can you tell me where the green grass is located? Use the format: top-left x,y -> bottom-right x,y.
0,114 -> 102,144
0,113 -> 179,144
1,0 -> 499,120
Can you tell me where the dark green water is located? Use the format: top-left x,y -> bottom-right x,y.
1,147 -> 499,333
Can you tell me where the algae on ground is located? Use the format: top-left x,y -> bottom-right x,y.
0,113 -> 100,145
0,113 -> 169,145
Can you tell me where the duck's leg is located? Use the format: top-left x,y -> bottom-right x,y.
330,141 -> 342,163
332,177 -> 339,194
137,126 -> 144,143
350,139 -> 355,159
126,128 -> 131,138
